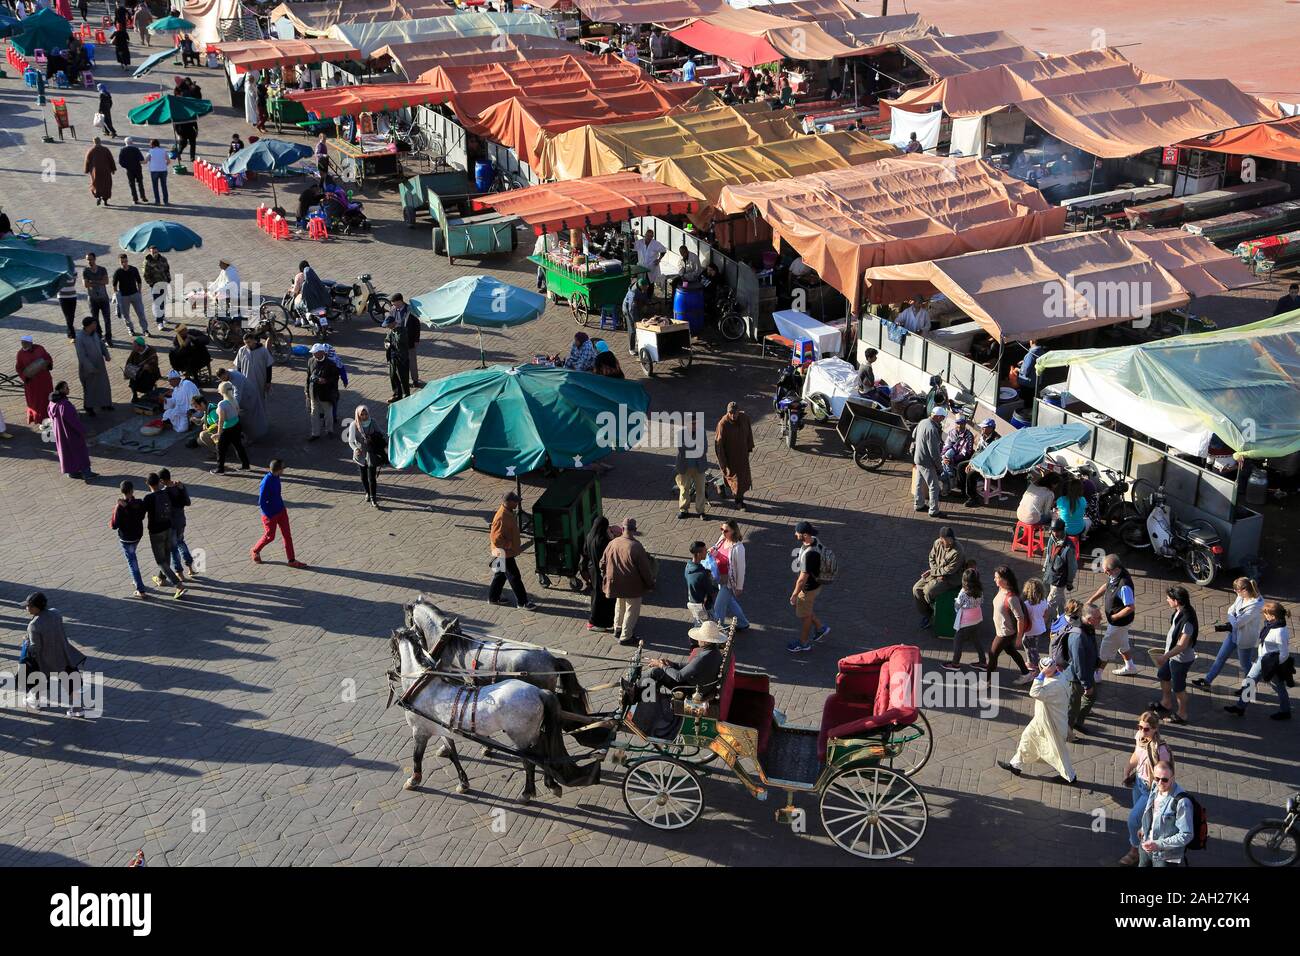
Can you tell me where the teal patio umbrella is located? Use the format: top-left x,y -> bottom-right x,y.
128,94 -> 212,125
8,7 -> 72,56
222,138 -> 313,207
388,363 -> 650,481
412,275 -> 546,367
119,220 -> 202,253
133,46 -> 177,78
0,239 -> 75,319
969,423 -> 1092,479
0,10 -> 22,39
149,15 -> 196,33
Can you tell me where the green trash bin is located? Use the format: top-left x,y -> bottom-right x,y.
531,471 -> 602,591
930,586 -> 959,640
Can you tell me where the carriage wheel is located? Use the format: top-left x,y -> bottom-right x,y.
675,744 -> 718,767
570,291 -> 591,327
622,758 -> 703,830
675,348 -> 693,372
887,712 -> 933,778
819,766 -> 927,860
854,441 -> 886,471
638,348 -> 654,376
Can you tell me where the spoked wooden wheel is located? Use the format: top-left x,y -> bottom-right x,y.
819,766 -> 928,859
570,291 -> 591,327
622,758 -> 703,830
887,711 -> 933,777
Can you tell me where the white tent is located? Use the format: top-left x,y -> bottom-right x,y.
329,12 -> 557,58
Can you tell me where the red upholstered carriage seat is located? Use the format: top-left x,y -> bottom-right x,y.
712,643 -> 775,756
817,645 -> 921,761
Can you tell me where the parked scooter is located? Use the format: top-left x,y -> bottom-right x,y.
1119,486 -> 1223,586
774,365 -> 805,450
1244,792 -> 1300,866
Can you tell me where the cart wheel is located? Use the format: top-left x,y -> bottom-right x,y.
207,317 -> 233,350
259,300 -> 290,333
622,758 -> 703,830
568,577 -> 583,592
268,327 -> 293,364
570,292 -> 591,327
676,348 -> 693,372
638,348 -> 654,376
674,743 -> 718,767
888,711 -> 933,777
819,766 -> 928,860
854,441 -> 886,472
537,573 -> 551,589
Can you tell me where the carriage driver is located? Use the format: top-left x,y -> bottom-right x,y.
632,620 -> 728,738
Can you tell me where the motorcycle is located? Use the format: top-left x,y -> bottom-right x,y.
774,365 -> 805,449
1244,793 -> 1300,866
1077,463 -> 1144,540
355,273 -> 391,325
1119,486 -> 1223,586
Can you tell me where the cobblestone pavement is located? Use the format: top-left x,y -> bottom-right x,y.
1,44 -> 1297,867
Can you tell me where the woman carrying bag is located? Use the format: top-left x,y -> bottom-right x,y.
710,519 -> 749,631
345,405 -> 386,509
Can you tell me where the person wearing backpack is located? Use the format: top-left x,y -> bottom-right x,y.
788,520 -> 831,653
684,540 -> 718,626
305,343 -> 340,439
1138,761 -> 1198,866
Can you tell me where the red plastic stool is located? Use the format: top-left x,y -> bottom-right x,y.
307,217 -> 328,240
1011,521 -> 1045,559
215,175 -> 230,195
256,204 -> 267,230
95,29 -> 107,44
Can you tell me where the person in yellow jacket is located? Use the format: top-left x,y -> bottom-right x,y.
489,491 -> 537,610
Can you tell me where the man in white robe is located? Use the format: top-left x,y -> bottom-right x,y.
634,229 -> 667,286
161,370 -> 199,432
897,296 -> 932,333
998,657 -> 1076,783
231,339 -> 272,442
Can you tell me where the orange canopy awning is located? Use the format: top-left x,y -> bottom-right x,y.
373,34 -> 577,78
717,154 -> 1067,311
287,82 -> 450,119
473,172 -> 700,234
1179,116 -> 1300,163
216,38 -> 359,74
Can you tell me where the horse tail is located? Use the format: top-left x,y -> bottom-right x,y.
534,688 -> 566,765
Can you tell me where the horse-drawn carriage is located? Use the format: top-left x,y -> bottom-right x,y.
389,596 -> 932,860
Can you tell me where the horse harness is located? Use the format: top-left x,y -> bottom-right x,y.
449,685 -> 481,735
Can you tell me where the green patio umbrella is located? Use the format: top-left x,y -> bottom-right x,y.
149,15 -> 196,33
128,94 -> 213,126
0,239 -> 75,319
119,220 -> 203,253
8,7 -> 72,57
412,275 -> 546,367
387,363 -> 650,480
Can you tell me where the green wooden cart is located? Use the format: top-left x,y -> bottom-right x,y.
529,254 -> 646,327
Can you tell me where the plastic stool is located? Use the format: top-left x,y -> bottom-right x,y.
307,217 -> 328,240
598,306 -> 619,331
256,204 -> 267,230
23,68 -> 38,88
1011,521 -> 1045,559
930,585 -> 960,639
95,29 -> 107,44
33,49 -> 46,64
81,70 -> 95,89
215,174 -> 230,196
54,70 -> 69,88
792,337 -> 815,368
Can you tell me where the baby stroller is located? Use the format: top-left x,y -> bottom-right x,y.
321,186 -> 369,235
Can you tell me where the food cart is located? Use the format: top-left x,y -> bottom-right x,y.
328,135 -> 400,188
634,318 -> 692,376
529,246 -> 645,326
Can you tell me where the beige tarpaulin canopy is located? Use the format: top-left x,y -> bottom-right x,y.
267,0 -> 456,36
216,38 -> 359,73
886,48 -> 1281,159
861,229 -> 1258,341
540,102 -> 802,180
647,129 -> 895,221
717,155 -> 1067,310
896,31 -> 1040,79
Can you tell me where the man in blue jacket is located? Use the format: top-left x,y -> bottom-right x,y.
1060,602 -> 1101,737
1138,761 -> 1195,866
251,459 -> 307,568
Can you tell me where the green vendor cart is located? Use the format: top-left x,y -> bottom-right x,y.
530,254 -> 647,328
531,471 -> 602,590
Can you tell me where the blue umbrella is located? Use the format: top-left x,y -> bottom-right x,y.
412,275 -> 546,367
969,423 -> 1092,479
222,138 -> 313,207
118,220 -> 203,253
133,46 -> 177,78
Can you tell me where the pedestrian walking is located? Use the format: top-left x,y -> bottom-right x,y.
912,406 -> 946,517
684,540 -> 718,625
1041,519 -> 1077,623
134,0 -> 152,43
1225,600 -> 1293,720
109,479 -> 149,597
583,515 -> 616,631
1021,577 -> 1050,679
788,520 -> 830,653
217,365 -> 267,445
174,118 -> 198,162
488,491 -> 536,610
711,518 -> 749,631
233,332 -> 273,439
96,84 -> 118,138
1086,553 -> 1138,676
987,565 -> 1031,683
112,25 -> 131,70
142,472 -> 187,598
714,401 -> 754,511
22,593 -> 88,717
211,380 -> 251,474
118,136 -> 146,204
147,138 -> 170,205
997,656 -> 1076,784
305,343 -> 339,439
113,252 -> 151,337
392,294 -> 422,387
83,252 -> 114,345
160,468 -> 197,579
57,275 -> 79,340
345,405 -> 385,508
1137,762 -> 1195,866
1060,600 -> 1102,736
944,567 -> 986,670
384,304 -> 410,401
1150,586 -> 1197,725
143,245 -> 171,329
16,334 -> 55,424
602,517 -> 656,645
84,136 -> 117,205
1119,711 -> 1173,865
251,459 -> 307,567
48,382 -> 96,480
674,423 -> 708,519
74,316 -> 113,415
1194,577 -> 1262,689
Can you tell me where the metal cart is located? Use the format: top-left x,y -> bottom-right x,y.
531,470 -> 602,590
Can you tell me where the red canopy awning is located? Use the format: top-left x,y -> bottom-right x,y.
216,38 -> 359,74
473,172 -> 700,234
1180,116 -> 1300,163
287,82 -> 449,118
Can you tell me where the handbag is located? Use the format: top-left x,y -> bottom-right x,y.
93,112 -> 105,129
702,552 -> 720,582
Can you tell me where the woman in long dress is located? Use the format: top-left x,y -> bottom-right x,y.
48,382 -> 95,480
74,317 -> 113,414
16,337 -> 54,423
583,516 -> 616,631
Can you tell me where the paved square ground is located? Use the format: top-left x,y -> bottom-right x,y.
1,42 -> 1297,867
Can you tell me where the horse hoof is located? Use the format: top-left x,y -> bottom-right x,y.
521,792 -> 534,804
548,785 -> 563,799
455,783 -> 468,795
404,776 -> 421,791
482,747 -> 496,759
